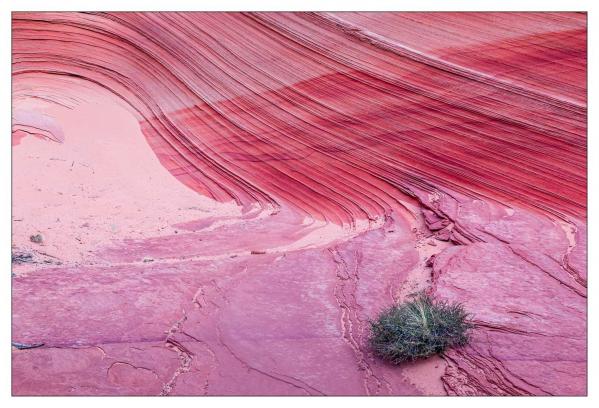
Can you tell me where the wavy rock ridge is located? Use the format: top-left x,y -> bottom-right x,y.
12,12 -> 586,395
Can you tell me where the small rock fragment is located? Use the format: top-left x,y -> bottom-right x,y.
29,234 -> 43,244
12,251 -> 34,264
12,342 -> 44,350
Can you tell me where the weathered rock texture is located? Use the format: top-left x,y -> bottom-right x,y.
12,12 -> 586,395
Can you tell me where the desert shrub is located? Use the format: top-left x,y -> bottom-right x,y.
369,294 -> 472,364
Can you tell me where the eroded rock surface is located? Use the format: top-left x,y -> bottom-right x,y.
12,12 -> 586,395
422,192 -> 586,395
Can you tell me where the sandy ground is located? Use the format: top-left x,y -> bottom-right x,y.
12,83 -> 241,271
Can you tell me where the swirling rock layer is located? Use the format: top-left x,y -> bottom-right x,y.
12,12 -> 586,395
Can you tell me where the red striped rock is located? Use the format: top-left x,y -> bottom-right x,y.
12,12 -> 586,395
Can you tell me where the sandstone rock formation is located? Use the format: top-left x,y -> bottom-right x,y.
12,12 -> 586,395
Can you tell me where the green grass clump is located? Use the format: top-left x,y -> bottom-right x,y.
369,294 -> 472,364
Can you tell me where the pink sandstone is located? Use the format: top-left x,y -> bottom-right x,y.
12,12 -> 586,395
